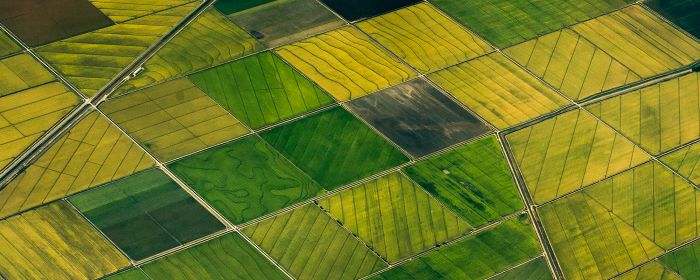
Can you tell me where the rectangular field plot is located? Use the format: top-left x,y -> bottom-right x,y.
69,168 -> 225,260
0,111 -> 154,219
0,30 -> 19,57
169,135 -> 322,224
0,201 -> 129,279
101,78 -> 248,162
506,109 -> 650,204
89,0 -> 196,23
429,0 -> 632,48
647,0 -> 700,39
230,0 -> 345,48
321,0 -> 420,21
617,261 -> 680,280
189,51 -> 334,129
403,136 -> 523,227
661,141 -> 700,185
0,54 -> 55,97
504,29 -> 642,101
429,53 -> 569,129
141,233 -> 287,279
243,205 -> 387,280
572,5 -> 700,79
260,106 -> 409,189
587,73 -> 700,155
275,26 -> 415,101
357,3 -> 492,73
319,172 -> 471,262
373,215 -> 541,280
659,239 -> 700,279
346,78 -> 489,157
491,257 -> 552,280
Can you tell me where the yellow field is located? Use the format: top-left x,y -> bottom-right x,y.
572,5 -> 700,79
0,54 -> 54,97
0,111 -> 154,219
102,79 -> 249,161
0,82 -> 80,169
661,141 -> 700,185
505,29 -> 642,100
617,261 -> 680,280
0,201 -> 129,279
90,0 -> 196,22
275,26 -> 416,101
429,53 -> 569,129
357,3 -> 492,73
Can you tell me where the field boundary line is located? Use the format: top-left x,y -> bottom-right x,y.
484,255 -> 546,280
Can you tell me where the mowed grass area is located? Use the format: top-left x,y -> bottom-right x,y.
115,8 -> 261,95
169,136 -> 322,225
617,261 -> 680,280
429,53 -> 569,129
260,107 -> 409,189
571,5 -> 700,79
0,82 -> 80,169
357,3 -> 492,73
0,201 -> 129,279
243,205 -> 388,280
587,72 -> 700,155
0,30 -> 20,57
0,54 -> 55,97
491,257 -> 552,280
504,29 -> 641,101
141,232 -> 287,279
0,112 -> 154,219
101,78 -> 248,162
373,215 -> 541,280
275,26 -> 415,101
661,141 -> 700,185
429,0 -> 633,48
69,169 -> 225,260
659,239 -> 700,279
506,109 -> 650,204
189,51 -> 334,129
647,0 -> 700,39
89,0 -> 196,23
319,172 -> 471,262
403,136 -> 523,227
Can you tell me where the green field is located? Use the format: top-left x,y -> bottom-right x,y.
647,0 -> 700,39
319,172 -> 471,262
617,261 -> 680,280
0,54 -> 55,97
89,0 -> 196,23
106,268 -> 149,280
491,257 -> 552,280
141,233 -> 287,279
243,205 -> 387,279
189,51 -> 334,129
0,30 -> 20,57
661,141 -> 700,185
169,135 -> 322,224
260,107 -> 409,189
373,215 -> 541,279
215,0 -> 272,15
404,136 -> 523,227
659,239 -> 700,279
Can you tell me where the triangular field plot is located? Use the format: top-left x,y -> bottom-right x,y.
89,0 -> 197,23
661,140 -> 700,185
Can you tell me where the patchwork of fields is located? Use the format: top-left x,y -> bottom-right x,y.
0,0 -> 699,279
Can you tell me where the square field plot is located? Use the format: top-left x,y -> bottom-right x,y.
647,0 -> 700,39
230,0 -> 345,48
346,78 -> 489,157
0,0 -> 113,46
69,168 -> 225,261
169,135 -> 322,225
275,26 -> 415,101
260,106 -> 409,189
321,0 -> 421,21
357,3 -> 492,73
0,54 -> 55,97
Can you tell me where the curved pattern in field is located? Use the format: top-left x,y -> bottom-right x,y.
617,261 -> 681,280
357,3 -> 491,73
275,26 -> 415,101
0,112 -> 154,219
587,73 -> 700,155
0,30 -> 19,57
505,29 -> 641,101
506,109 -> 650,204
243,205 -> 387,280
661,141 -> 700,185
0,54 -> 55,97
169,136 -> 322,224
491,257 -> 552,280
90,0 -> 196,23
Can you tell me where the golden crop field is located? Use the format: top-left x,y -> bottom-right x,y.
661,141 -> 700,185
0,54 -> 54,97
89,0 -> 196,23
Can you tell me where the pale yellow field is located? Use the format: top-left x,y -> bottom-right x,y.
661,140 -> 700,185
90,0 -> 196,22
429,53 -> 569,129
275,26 -> 416,101
0,82 -> 81,169
357,3 -> 492,73
0,201 -> 129,279
102,78 -> 249,161
0,111 -> 154,218
0,54 -> 54,97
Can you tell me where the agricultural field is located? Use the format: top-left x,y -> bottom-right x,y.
69,169 -> 225,260
169,135 -> 322,224
646,0 -> 700,39
101,78 -> 248,161
491,257 -> 552,280
356,3 -> 492,73
0,30 -> 20,57
275,26 -> 415,101
318,172 -> 472,262
214,0 -> 273,15
260,106 -> 409,189
107,269 -> 149,280
0,201 -> 129,279
189,51 -> 334,129
243,205 -> 388,279
89,0 -> 197,23
617,261 -> 680,280
0,54 -> 55,97
659,239 -> 700,279
429,53 -> 569,129
661,140 -> 700,185
403,136 -> 523,227
321,0 -> 421,21
346,78 -> 489,157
